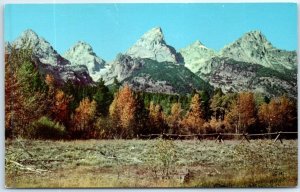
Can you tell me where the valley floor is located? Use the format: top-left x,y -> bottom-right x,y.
5,139 -> 297,188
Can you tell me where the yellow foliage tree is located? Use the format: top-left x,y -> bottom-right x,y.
181,94 -> 205,134
74,97 -> 97,133
109,85 -> 137,138
167,102 -> 183,134
225,92 -> 256,133
149,102 -> 166,134
259,96 -> 296,132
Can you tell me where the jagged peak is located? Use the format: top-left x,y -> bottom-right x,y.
70,41 -> 94,52
239,30 -> 271,45
191,40 -> 208,49
222,30 -> 273,51
140,26 -> 165,43
20,29 -> 39,40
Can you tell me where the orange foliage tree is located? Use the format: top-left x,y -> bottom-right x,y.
167,102 -> 183,134
73,97 -> 97,135
181,94 -> 205,134
149,102 -> 167,134
225,92 -> 256,133
109,85 -> 137,138
52,90 -> 73,125
259,96 -> 296,133
5,47 -> 47,137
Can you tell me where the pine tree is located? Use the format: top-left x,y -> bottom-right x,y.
93,79 -> 113,116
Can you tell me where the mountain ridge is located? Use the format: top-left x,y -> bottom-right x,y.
6,28 -> 297,97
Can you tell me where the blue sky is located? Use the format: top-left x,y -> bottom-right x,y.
4,3 -> 298,61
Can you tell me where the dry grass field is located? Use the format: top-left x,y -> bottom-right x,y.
5,139 -> 297,188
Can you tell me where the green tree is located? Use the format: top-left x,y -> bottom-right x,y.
93,79 -> 113,116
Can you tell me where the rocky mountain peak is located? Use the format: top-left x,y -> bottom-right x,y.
12,29 -> 69,66
180,40 -> 216,74
71,41 -> 94,53
63,41 -> 105,81
140,27 -> 164,44
241,30 -> 273,48
20,29 -> 39,41
220,30 -> 276,69
192,40 -> 208,49
126,27 -> 183,63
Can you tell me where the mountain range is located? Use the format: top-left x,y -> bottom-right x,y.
5,27 -> 298,98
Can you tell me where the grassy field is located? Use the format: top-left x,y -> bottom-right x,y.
5,139 -> 298,188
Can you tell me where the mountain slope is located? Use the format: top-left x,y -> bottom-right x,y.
205,57 -> 297,98
102,54 -> 212,94
126,27 -> 183,64
122,58 -> 212,94
63,41 -> 105,81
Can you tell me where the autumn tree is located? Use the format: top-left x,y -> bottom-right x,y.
210,89 -> 237,121
73,97 -> 97,138
225,92 -> 256,133
167,102 -> 183,134
149,102 -> 167,134
259,96 -> 296,133
181,94 -> 205,134
109,85 -> 138,138
5,46 -> 47,137
52,90 -> 73,126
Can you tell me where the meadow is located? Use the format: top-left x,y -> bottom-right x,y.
5,139 -> 297,188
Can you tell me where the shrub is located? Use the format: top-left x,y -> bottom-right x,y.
27,116 -> 66,139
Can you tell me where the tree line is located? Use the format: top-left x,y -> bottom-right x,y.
5,47 -> 297,140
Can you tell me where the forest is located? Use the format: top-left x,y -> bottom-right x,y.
5,47 -> 297,140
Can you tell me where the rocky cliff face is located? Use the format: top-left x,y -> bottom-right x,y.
63,41 -> 106,81
126,27 -> 183,64
205,57 -> 297,98
102,54 -> 145,85
12,29 -> 93,85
